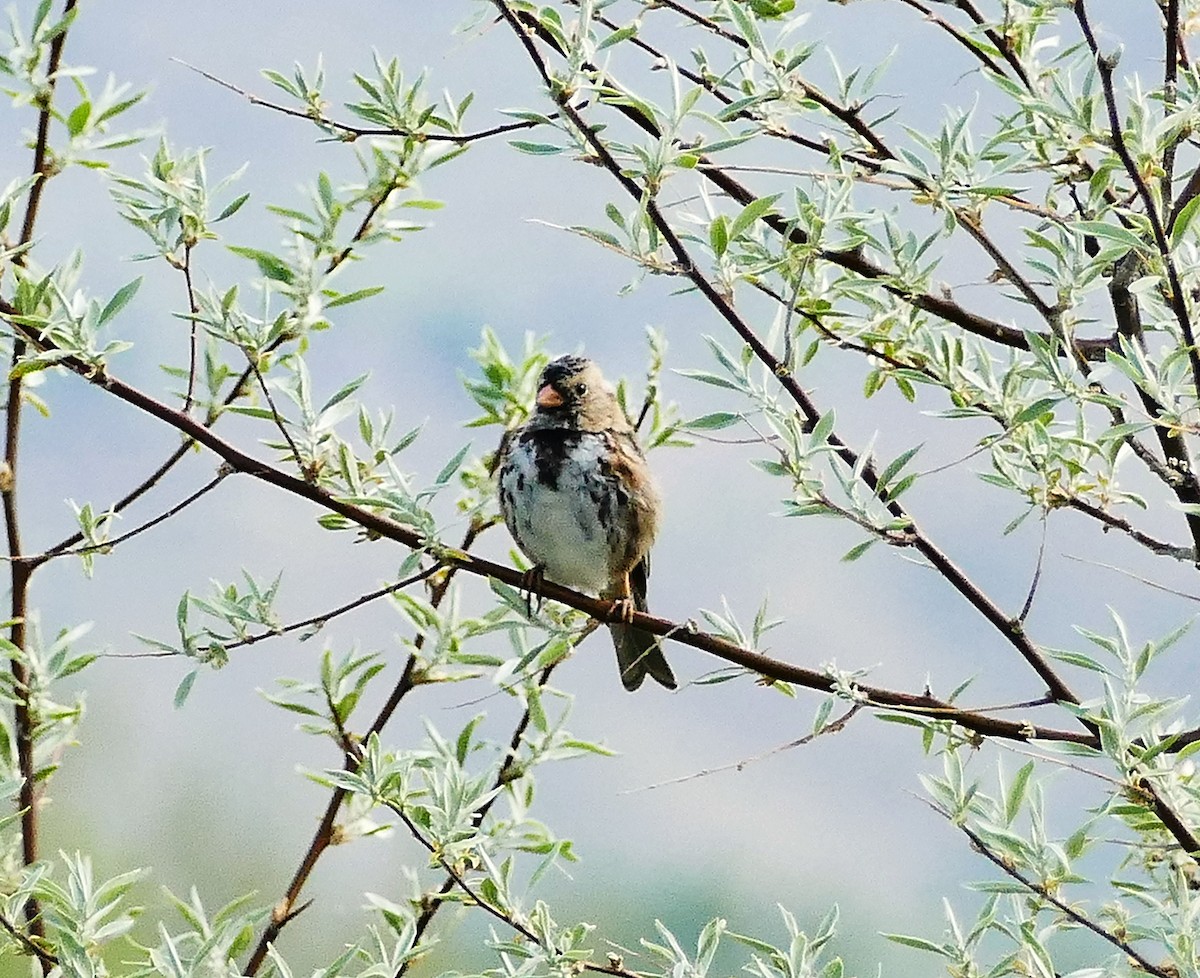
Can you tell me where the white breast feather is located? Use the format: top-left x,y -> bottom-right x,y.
502,435 -> 618,593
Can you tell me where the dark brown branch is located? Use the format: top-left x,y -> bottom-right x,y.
182,243 -> 200,414
1075,0 -> 1200,396
895,0 -> 1026,84
933,801 -> 1174,978
7,0 -> 78,955
1064,497 -> 1192,561
0,912 -> 57,970
393,658 -> 567,978
1107,254 -> 1200,556
244,656 -> 419,975
222,564 -> 439,655
1164,0 -> 1181,213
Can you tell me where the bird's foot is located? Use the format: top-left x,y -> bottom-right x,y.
520,564 -> 546,617
606,596 -> 636,625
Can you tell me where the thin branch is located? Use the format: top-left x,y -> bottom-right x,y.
1164,0 -> 1181,214
384,785 -> 644,978
394,657 -> 570,978
181,242 -> 200,414
1063,553 -> 1200,602
0,912 -> 57,970
174,58 -> 546,145
244,654 -> 419,975
930,800 -> 1174,978
1065,497 -> 1193,561
239,343 -> 306,474
524,9 -> 1108,362
617,8 -> 1057,324
628,702 -> 863,791
20,470 -> 229,568
35,146 -> 404,562
223,564 -> 440,655
244,518 -> 490,974
1017,512 -> 1048,624
893,0 -> 1027,84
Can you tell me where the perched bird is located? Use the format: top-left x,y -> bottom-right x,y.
497,355 -> 676,691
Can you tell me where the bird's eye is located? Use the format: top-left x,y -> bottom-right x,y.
576,383 -> 588,395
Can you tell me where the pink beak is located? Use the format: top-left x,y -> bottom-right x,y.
536,384 -> 564,409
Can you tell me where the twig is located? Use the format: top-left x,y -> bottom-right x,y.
1065,497 -> 1193,561
174,58 -> 547,145
394,660 -> 565,978
239,343 -> 306,474
384,778 -> 643,978
1063,552 -> 1200,602
182,242 -> 200,414
0,912 -> 57,970
1017,512 -> 1048,623
243,519 -> 489,975
21,471 -> 229,568
225,565 -> 439,655
628,702 -> 863,791
928,799 -> 1175,978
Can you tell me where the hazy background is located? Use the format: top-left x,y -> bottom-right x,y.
0,2 -> 1189,976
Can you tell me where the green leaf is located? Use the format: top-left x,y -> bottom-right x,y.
1171,193 -> 1200,246
1010,396 -> 1060,427
881,934 -> 947,955
228,246 -> 295,283
728,193 -> 781,240
509,140 -> 565,155
1004,761 -> 1034,825
596,23 -> 638,50
214,193 -> 250,223
174,670 -> 198,708
685,412 -> 741,430
326,286 -> 385,308
66,99 -> 91,138
98,277 -> 142,327
841,539 -> 875,562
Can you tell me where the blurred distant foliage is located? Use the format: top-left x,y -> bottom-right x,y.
3,2 -> 1200,978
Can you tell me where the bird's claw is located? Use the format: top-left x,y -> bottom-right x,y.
520,565 -> 546,617
606,596 -> 636,625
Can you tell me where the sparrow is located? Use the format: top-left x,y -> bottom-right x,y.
497,355 -> 676,691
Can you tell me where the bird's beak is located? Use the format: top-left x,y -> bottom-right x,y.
536,384 -> 564,409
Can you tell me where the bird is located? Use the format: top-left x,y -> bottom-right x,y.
497,355 -> 676,691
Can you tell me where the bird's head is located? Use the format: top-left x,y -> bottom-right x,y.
534,355 -> 609,416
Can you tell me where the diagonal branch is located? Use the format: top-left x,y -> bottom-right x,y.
930,800 -> 1174,978
1075,0 -> 1200,397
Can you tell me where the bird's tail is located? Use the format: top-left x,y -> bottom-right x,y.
611,620 -> 677,691
608,561 -> 676,692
